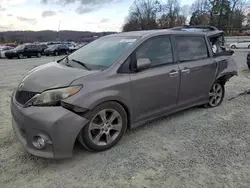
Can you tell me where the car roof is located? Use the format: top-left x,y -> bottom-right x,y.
108,29 -> 205,38
171,25 -> 224,37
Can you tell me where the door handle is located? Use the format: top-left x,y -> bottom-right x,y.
169,71 -> 179,77
181,69 -> 190,74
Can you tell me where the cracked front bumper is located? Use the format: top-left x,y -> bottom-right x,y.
11,96 -> 89,159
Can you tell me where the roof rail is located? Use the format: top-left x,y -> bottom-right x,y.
170,25 -> 218,31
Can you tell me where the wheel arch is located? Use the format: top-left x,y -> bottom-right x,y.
87,99 -> 132,130
215,73 -> 236,85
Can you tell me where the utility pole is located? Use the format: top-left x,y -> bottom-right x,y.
56,20 -> 61,41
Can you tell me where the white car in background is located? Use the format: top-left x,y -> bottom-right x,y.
230,41 -> 250,49
0,46 -> 14,58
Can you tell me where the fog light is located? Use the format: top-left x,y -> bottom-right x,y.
32,136 -> 46,149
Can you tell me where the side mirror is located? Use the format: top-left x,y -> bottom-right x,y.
137,58 -> 151,71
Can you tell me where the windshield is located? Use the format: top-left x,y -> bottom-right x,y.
60,36 -> 137,70
48,45 -> 59,49
15,45 -> 25,50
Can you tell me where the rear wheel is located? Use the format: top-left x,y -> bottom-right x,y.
78,102 -> 127,152
231,45 -> 236,49
206,82 -> 225,108
18,54 -> 24,59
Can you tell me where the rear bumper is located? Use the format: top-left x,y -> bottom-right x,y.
11,95 -> 89,159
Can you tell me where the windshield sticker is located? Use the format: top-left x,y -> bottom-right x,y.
120,39 -> 136,43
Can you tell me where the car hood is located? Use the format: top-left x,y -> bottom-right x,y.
45,48 -> 54,51
19,62 -> 99,93
5,49 -> 16,53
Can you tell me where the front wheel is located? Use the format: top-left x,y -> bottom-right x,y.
37,52 -> 41,58
231,45 -> 236,49
18,53 -> 24,59
78,102 -> 127,152
206,82 -> 225,108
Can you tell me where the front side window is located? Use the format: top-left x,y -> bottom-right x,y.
25,45 -> 31,50
176,36 -> 208,62
30,45 -> 37,50
49,45 -> 58,50
135,36 -> 173,68
15,45 -> 25,50
60,37 -> 138,70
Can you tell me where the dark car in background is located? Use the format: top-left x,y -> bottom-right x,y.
38,44 -> 49,54
44,44 -> 69,56
5,44 -> 43,59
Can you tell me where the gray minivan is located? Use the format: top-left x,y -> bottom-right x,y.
11,29 -> 237,159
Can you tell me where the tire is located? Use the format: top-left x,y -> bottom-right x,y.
66,51 -> 69,55
247,62 -> 250,69
46,54 -> 49,56
231,45 -> 236,49
205,81 -> 225,108
78,102 -> 128,152
18,54 -> 24,59
37,52 -> 41,58
27,56 -> 31,58
54,51 -> 58,56
7,57 -> 13,59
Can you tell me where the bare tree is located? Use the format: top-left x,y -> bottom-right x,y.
158,0 -> 186,28
122,0 -> 160,31
191,0 -> 210,13
189,0 -> 210,25
229,0 -> 246,33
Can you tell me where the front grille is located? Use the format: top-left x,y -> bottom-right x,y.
15,90 -> 38,105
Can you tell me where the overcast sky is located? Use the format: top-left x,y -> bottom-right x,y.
0,0 -> 195,32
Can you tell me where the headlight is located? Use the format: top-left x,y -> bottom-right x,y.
33,86 -> 82,106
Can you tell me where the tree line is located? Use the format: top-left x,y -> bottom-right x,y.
122,0 -> 249,34
0,31 -> 116,44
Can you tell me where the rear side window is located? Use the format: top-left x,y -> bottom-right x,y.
176,36 -> 208,62
136,36 -> 173,68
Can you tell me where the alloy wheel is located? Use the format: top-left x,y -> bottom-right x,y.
208,83 -> 223,107
19,54 -> 24,59
88,109 -> 122,146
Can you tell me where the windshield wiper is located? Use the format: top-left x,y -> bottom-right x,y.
71,59 -> 90,70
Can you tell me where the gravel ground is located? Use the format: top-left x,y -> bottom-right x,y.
0,53 -> 250,188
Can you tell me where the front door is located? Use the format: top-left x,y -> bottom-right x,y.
130,36 -> 180,123
23,46 -> 30,56
175,36 -> 217,107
